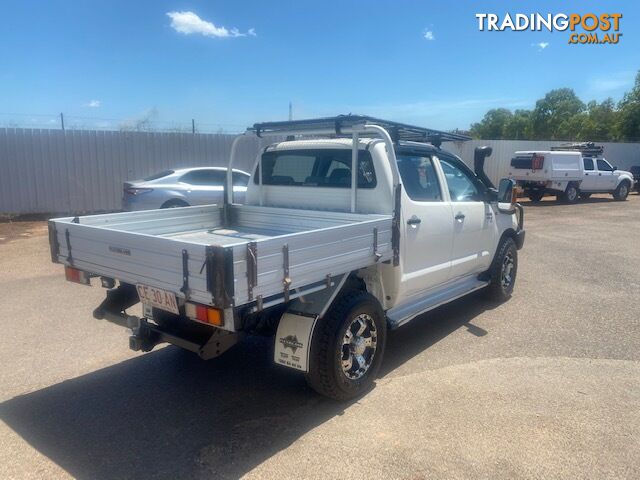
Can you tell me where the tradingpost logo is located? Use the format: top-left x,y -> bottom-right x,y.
475,13 -> 623,45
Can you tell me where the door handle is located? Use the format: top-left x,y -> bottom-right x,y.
455,213 -> 465,221
598,173 -> 602,176
407,216 -> 421,225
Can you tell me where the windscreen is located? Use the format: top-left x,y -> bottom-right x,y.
256,149 -> 376,188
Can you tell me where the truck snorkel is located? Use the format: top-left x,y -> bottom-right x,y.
474,146 -> 495,190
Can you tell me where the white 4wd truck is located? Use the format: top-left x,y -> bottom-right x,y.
48,116 -> 525,400
510,143 -> 635,203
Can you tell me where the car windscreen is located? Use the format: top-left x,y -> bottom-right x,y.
143,170 -> 174,181
256,149 -> 376,188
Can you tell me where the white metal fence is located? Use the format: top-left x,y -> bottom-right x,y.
0,128 -> 269,215
1,129 -> 639,215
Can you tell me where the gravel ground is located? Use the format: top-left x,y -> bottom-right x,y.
1,194 -> 639,479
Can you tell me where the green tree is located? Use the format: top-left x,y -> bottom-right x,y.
616,72 -> 640,141
470,108 -> 513,139
531,88 -> 585,139
578,99 -> 616,141
503,109 -> 533,140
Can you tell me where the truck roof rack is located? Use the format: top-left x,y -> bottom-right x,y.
251,114 -> 471,146
550,142 -> 604,157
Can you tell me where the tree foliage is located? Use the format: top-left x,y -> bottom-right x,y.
470,72 -> 640,141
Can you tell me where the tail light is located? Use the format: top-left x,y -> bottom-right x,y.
65,266 -> 90,285
531,154 -> 545,170
185,302 -> 224,326
124,187 -> 153,195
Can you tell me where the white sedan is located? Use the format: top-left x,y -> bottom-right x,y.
122,167 -> 250,211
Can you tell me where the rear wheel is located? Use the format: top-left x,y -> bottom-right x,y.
483,237 -> 518,303
305,291 -> 386,401
161,199 -> 190,209
613,181 -> 630,201
561,184 -> 579,204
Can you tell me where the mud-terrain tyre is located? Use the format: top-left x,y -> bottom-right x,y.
483,237 -> 518,303
613,181 -> 630,201
305,291 -> 386,401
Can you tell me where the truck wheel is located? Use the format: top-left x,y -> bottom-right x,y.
562,184 -> 579,204
528,190 -> 545,202
613,181 -> 630,201
483,237 -> 518,303
306,291 -> 386,401
579,193 -> 592,200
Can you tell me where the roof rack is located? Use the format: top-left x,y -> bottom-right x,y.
250,114 -> 471,146
551,142 -> 604,157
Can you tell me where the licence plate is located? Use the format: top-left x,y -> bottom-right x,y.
136,284 -> 179,315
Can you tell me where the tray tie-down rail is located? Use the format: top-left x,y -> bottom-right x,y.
93,283 -> 238,360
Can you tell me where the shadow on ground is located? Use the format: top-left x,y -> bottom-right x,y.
519,195 -> 622,208
0,293 -> 494,480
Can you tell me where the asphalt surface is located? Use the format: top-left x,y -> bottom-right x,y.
1,194 -> 639,479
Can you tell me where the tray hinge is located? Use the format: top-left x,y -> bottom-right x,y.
206,245 -> 235,308
246,241 -> 258,301
283,243 -> 291,302
373,227 -> 382,261
180,249 -> 190,299
65,228 -> 73,265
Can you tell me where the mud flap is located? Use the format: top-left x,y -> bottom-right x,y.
274,313 -> 318,372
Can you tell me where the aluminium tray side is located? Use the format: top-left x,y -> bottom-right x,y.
230,216 -> 393,306
50,220 -> 214,306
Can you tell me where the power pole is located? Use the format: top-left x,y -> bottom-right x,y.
288,102 -> 293,121
192,118 -> 195,134
60,112 -> 65,131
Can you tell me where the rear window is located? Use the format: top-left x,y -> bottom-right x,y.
143,169 -> 174,181
180,169 -> 226,185
255,149 -> 376,188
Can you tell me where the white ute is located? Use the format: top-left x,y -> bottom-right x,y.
49,115 -> 525,400
510,142 -> 635,203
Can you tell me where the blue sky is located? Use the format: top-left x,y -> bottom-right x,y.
1,0 -> 638,131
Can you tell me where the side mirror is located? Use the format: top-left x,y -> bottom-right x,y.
612,166 -> 618,171
497,178 -> 517,213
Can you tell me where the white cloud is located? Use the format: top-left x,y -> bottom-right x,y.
85,100 -> 101,108
532,42 -> 550,51
423,30 -> 435,41
166,11 -> 255,38
588,72 -> 634,94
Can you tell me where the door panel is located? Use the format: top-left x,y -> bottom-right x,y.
438,157 -> 495,279
450,202 -> 494,278
581,158 -> 598,191
396,153 -> 454,298
596,159 -> 617,191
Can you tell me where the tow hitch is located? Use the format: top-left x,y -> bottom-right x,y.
93,283 -> 238,360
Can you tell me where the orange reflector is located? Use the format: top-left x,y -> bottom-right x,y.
64,266 -> 90,285
186,302 -> 224,326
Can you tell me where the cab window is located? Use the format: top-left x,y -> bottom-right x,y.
439,158 -> 480,202
583,158 -> 594,171
396,155 -> 442,201
597,159 -> 613,171
257,149 -> 376,188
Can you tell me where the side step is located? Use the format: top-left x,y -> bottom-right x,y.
386,276 -> 488,329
